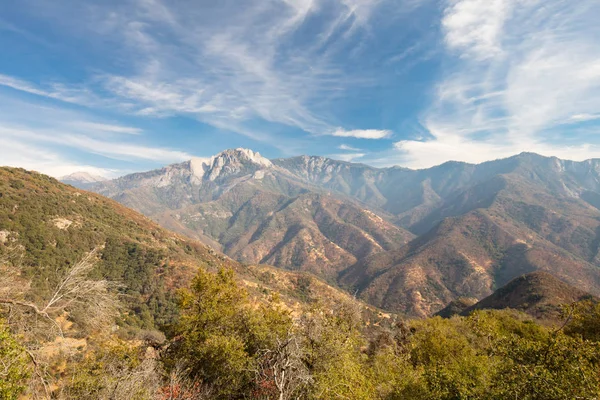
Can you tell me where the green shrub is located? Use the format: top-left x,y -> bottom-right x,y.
0,322 -> 30,399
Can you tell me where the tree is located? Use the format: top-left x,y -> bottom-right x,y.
166,267 -> 293,399
488,331 -> 600,399
564,300 -> 600,342
468,309 -> 600,400
0,321 -> 30,399
395,316 -> 494,400
299,301 -> 374,400
0,248 -> 120,339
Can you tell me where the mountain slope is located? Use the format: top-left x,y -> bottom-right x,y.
1,167 -> 237,332
2,167 -> 384,336
434,297 -> 478,318
89,149 -> 413,279
339,154 -> 600,316
340,211 -> 518,316
341,205 -> 600,317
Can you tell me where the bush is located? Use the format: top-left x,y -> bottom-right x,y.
165,268 -> 293,399
61,341 -> 160,400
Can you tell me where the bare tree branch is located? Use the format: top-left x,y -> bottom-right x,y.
0,248 -> 124,399
254,330 -> 311,400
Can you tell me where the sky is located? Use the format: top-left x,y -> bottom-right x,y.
1,0 -> 600,177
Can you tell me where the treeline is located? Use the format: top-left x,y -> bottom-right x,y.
2,262 -> 600,399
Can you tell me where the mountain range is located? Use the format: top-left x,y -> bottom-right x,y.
68,149 -> 600,316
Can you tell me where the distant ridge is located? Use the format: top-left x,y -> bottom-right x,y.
462,271 -> 597,320
60,171 -> 108,188
86,148 -> 414,279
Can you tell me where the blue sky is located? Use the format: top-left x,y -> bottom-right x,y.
1,0 -> 600,177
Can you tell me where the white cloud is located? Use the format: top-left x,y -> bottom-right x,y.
387,139 -> 600,169
1,0 -> 395,143
0,92 -> 190,174
328,152 -> 366,162
0,125 -> 193,164
102,75 -> 217,115
442,0 -> 513,60
368,127 -> 600,169
0,74 -> 50,97
0,74 -> 101,107
61,134 -> 193,162
0,137 -> 118,178
390,0 -> 600,167
338,143 -> 362,151
330,127 -> 392,139
569,114 -> 600,123
69,121 -> 143,135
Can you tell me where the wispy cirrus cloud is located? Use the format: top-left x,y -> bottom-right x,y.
0,74 -> 102,107
388,0 -> 600,168
69,121 -> 142,135
1,0 -> 432,178
0,136 -> 119,178
338,144 -> 362,151
2,0 -> 396,141
328,152 -> 366,162
0,126 -> 192,163
329,127 -> 392,139
17,0 -> 600,173
0,93 -> 193,176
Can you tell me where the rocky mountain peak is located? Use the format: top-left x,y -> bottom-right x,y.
202,148 -> 273,181
218,148 -> 272,167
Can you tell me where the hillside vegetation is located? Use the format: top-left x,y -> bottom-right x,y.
1,167 -> 228,334
2,166 -> 600,399
0,167 -> 388,332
